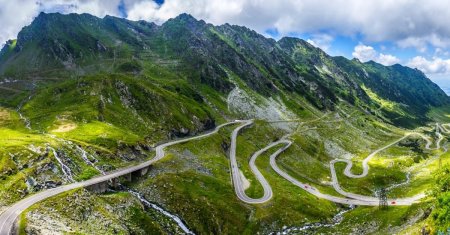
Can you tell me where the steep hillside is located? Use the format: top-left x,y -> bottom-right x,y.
0,12 -> 450,235
278,37 -> 449,126
0,13 -> 448,127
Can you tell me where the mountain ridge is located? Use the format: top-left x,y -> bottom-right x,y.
1,12 -> 450,234
0,12 -> 448,128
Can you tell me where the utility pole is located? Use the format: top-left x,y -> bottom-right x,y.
378,188 -> 388,210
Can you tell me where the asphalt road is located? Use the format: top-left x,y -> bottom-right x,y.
228,120 -> 272,204
269,140 -> 381,206
269,138 -> 427,206
1,120 -> 446,234
230,120 -> 294,203
328,124 -> 447,204
0,121 -> 239,235
243,123 -> 447,206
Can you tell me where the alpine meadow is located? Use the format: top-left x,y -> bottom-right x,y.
0,5 -> 450,235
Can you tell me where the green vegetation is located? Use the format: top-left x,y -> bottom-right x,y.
317,203 -> 432,234
124,125 -> 338,234
431,166 -> 450,233
20,188 -> 179,234
0,11 -> 450,235
18,211 -> 28,235
13,105 -> 450,234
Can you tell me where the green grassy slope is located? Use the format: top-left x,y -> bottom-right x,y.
0,12 -> 450,235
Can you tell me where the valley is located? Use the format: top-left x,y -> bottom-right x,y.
0,12 -> 449,234
0,108 -> 448,234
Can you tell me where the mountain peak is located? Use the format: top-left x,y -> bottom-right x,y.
175,13 -> 196,21
0,12 -> 447,126
31,11 -> 57,24
165,13 -> 206,28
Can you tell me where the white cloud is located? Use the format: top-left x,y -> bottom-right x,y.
434,48 -> 450,57
123,0 -> 450,52
2,0 -> 450,53
397,37 -> 429,53
378,53 -> 401,66
0,0 -> 40,45
306,34 -> 334,52
126,0 -> 244,24
2,0 -> 450,77
352,44 -> 400,66
407,56 -> 450,74
396,34 -> 450,53
0,0 -> 124,45
352,45 -> 377,62
126,1 -> 160,22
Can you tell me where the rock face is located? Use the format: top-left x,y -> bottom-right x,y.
23,189 -> 186,235
0,12 -> 448,127
0,12 -> 446,235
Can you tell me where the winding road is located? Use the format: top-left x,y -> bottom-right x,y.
230,120 -> 299,204
0,119 -> 448,234
229,122 -> 448,206
0,121 -> 239,235
229,119 -> 273,203
228,122 -> 381,205
328,127 -> 446,204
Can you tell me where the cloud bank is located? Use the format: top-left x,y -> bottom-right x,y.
352,45 -> 400,66
407,56 -> 450,75
2,0 -> 450,76
124,0 -> 450,51
3,0 -> 450,48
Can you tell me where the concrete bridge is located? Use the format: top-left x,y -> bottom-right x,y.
86,166 -> 152,193
0,121 -> 240,235
0,161 -> 157,234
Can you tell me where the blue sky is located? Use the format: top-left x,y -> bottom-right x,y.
1,0 -> 450,93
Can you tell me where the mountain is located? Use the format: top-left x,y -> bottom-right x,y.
0,12 -> 448,129
0,12 -> 449,234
